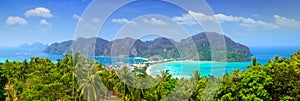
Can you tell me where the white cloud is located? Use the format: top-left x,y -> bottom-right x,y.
173,10 -> 279,29
24,7 -> 54,18
172,14 -> 197,25
112,18 -> 136,24
6,16 -> 28,26
111,11 -> 299,31
112,18 -> 130,24
143,18 -> 167,25
173,11 -> 219,25
92,18 -> 101,23
274,15 -> 300,27
238,18 -> 278,29
112,18 -> 166,26
40,19 -> 51,26
214,14 -> 244,22
73,14 -> 84,21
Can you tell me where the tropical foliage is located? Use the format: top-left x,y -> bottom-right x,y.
0,51 -> 299,100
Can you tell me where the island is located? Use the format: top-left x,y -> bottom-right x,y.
44,32 -> 252,62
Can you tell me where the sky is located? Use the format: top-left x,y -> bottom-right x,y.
1,0 -> 300,47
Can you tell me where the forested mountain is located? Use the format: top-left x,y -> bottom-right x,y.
44,32 -> 252,61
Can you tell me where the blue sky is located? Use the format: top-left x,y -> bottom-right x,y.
1,0 -> 300,47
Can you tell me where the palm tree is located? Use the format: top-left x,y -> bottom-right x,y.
117,66 -> 131,100
76,61 -> 107,101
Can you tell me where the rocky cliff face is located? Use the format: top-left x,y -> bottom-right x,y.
44,32 -> 252,61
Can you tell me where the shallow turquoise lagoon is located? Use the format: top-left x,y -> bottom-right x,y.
150,61 -> 252,78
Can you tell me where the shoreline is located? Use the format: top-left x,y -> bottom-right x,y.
146,63 -> 160,76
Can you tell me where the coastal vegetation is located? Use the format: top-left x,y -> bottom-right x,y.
0,51 -> 299,100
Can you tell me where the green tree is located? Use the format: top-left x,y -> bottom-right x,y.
0,63 -> 7,101
265,56 -> 300,100
215,70 -> 242,101
239,70 -> 273,101
76,61 -> 107,101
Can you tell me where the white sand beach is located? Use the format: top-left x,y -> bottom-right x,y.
145,63 -> 162,76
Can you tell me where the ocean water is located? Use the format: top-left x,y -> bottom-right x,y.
149,61 -> 251,78
0,48 -> 147,65
250,46 -> 300,65
0,48 -> 63,63
150,46 -> 300,78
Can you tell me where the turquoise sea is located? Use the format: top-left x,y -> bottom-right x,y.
150,61 -> 251,78
149,46 -> 300,78
0,47 -> 299,77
